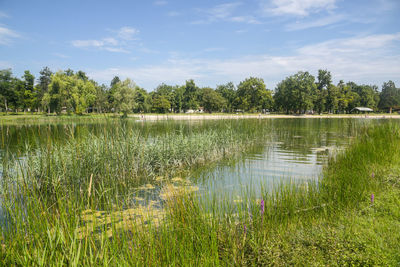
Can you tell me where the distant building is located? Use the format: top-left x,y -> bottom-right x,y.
351,107 -> 373,113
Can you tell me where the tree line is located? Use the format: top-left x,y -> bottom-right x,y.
1,67 -> 399,116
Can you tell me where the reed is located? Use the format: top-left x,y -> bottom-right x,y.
1,122 -> 399,265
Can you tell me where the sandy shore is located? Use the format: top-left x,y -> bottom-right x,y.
131,114 -> 400,121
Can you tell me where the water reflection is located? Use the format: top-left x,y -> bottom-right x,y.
191,118 -> 391,198
0,118 -> 396,202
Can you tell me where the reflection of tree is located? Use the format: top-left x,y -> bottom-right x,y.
271,118 -> 365,163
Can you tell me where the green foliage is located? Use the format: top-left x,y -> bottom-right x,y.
236,77 -> 271,112
275,71 -> 316,113
152,94 -> 171,113
48,71 -> 97,114
112,78 -> 136,117
0,67 -> 398,115
1,122 -> 400,265
379,81 -> 400,112
216,82 -> 237,112
183,79 -> 199,111
200,87 -> 226,113
0,69 -> 14,112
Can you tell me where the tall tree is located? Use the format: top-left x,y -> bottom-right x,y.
274,71 -> 316,114
112,78 -> 136,117
22,70 -> 36,112
38,67 -> 52,111
0,69 -> 14,113
236,77 -> 270,112
183,79 -> 199,111
76,70 -> 88,81
379,81 -> 400,113
173,85 -> 184,113
200,87 -> 226,113
216,82 -> 236,112
314,69 -> 332,113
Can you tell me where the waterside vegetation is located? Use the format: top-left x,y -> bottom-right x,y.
0,121 -> 399,265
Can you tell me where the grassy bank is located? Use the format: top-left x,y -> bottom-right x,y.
1,123 -> 400,265
1,112 -> 400,125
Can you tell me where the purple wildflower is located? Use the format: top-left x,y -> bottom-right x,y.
260,199 -> 265,215
371,172 -> 375,178
371,193 -> 374,204
243,224 -> 247,235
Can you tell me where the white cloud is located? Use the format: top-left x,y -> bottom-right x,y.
285,13 -> 345,30
263,0 -> 337,16
117,27 -> 139,40
71,39 -> 105,48
193,2 -> 260,24
71,26 -> 139,53
0,25 -> 20,45
88,33 -> 400,89
207,2 -> 241,20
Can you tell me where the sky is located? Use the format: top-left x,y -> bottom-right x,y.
0,0 -> 399,90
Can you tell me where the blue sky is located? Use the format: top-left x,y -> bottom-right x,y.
0,0 -> 399,90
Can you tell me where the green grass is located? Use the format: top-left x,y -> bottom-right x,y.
1,122 -> 400,265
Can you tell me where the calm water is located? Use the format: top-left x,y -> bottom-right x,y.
0,118 -> 395,200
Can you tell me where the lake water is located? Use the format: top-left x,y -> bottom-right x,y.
0,118 -> 395,203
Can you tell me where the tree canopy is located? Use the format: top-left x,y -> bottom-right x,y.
0,67 -> 395,115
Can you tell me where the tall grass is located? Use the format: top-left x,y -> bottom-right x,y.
1,122 -> 399,265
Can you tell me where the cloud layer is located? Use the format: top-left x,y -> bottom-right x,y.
264,0 -> 337,16
71,26 -> 139,53
0,25 -> 20,45
88,33 -> 400,89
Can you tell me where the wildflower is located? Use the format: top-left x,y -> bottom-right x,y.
243,224 -> 247,235
371,193 -> 374,204
371,172 -> 375,178
260,199 -> 265,215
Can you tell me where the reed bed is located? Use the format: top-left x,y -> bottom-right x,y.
0,121 -> 399,265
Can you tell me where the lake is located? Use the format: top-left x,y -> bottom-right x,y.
1,117 -> 394,205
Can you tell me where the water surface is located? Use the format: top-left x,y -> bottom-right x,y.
0,118 -> 395,201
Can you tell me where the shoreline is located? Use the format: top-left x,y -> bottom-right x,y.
132,113 -> 400,121
1,113 -> 400,123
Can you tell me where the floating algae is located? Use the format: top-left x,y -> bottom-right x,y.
78,181 -> 199,239
159,183 -> 199,200
78,202 -> 165,239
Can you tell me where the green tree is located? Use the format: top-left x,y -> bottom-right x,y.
112,79 -> 136,117
326,84 -> 339,113
378,81 -> 400,113
94,84 -> 109,113
200,87 -> 226,113
314,69 -> 332,113
173,85 -> 184,113
22,70 -> 37,112
48,71 -> 97,115
37,67 -> 52,112
183,80 -> 199,111
152,94 -> 171,113
216,82 -> 236,112
349,83 -> 379,110
274,71 -> 316,113
155,84 -> 175,110
0,69 -> 14,113
134,87 -> 150,113
236,77 -> 270,112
